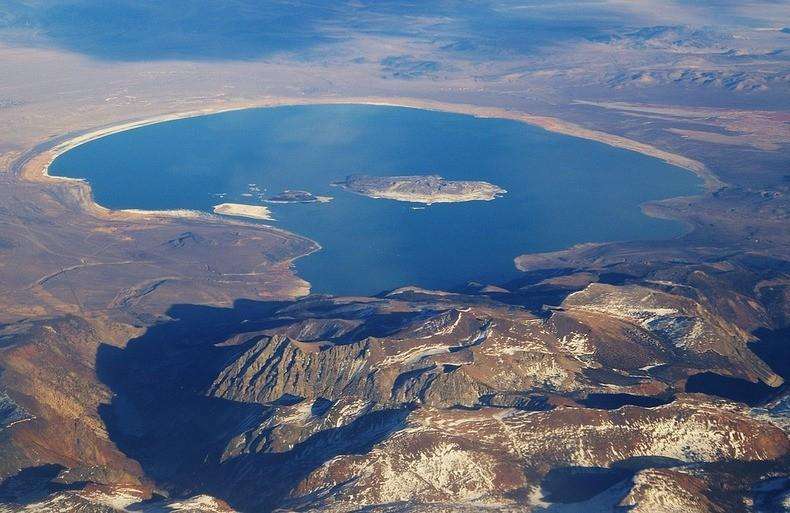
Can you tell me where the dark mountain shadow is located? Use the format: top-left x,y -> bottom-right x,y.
749,327 -> 789,380
611,455 -> 686,471
685,322 -> 787,407
539,466 -> 632,504
96,298 -> 410,512
579,393 -> 674,410
491,268 -> 596,314
0,464 -> 86,505
534,457 -> 789,512
685,372 -> 783,406
752,475 -> 790,513
412,268 -> 590,316
343,311 -> 432,340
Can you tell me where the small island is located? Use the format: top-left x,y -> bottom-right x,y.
264,190 -> 332,204
213,203 -> 274,221
332,174 -> 506,204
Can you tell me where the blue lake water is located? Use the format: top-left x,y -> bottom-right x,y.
50,104 -> 701,296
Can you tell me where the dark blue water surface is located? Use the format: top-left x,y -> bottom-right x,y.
50,105 -> 701,295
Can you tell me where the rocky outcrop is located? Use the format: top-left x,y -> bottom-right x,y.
210,335 -> 372,405
287,395 -> 788,509
4,269 -> 787,513
209,283 -> 782,414
562,283 -> 782,386
618,468 -> 716,513
0,483 -> 236,512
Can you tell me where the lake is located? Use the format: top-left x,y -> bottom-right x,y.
50,104 -> 701,296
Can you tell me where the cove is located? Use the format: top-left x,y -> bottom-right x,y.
50,104 -> 701,296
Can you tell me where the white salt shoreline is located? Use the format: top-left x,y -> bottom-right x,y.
18,95 -> 716,227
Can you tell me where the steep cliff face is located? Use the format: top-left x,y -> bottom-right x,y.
210,335 -> 373,405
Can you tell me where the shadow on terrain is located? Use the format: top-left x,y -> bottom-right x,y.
685,327 -> 788,406
579,393 -> 674,410
685,372 -> 782,406
0,464 -> 86,505
535,457 -> 790,511
535,456 -> 684,509
457,268 -> 587,314
96,298 -> 410,512
539,466 -> 633,503
750,328 -> 790,381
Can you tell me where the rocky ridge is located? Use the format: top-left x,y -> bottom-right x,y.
2,249 -> 788,512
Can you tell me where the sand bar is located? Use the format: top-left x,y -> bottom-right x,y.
213,203 -> 274,221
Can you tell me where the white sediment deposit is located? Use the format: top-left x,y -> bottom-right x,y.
213,203 -> 274,221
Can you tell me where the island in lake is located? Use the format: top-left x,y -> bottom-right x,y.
264,189 -> 332,204
333,174 -> 506,204
213,203 -> 273,220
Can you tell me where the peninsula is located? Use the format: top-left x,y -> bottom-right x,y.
333,174 -> 506,204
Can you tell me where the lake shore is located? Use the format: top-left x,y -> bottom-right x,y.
35,103 -> 704,296
8,95 -> 715,289
18,95 -> 720,199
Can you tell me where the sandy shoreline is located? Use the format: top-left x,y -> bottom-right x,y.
10,95 -> 719,229
19,96 -> 718,181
